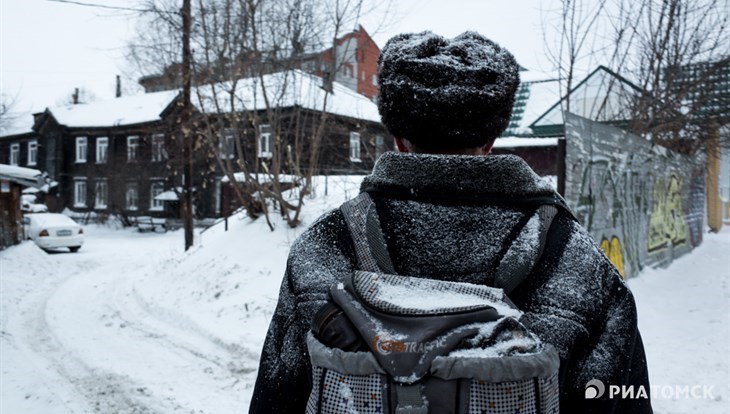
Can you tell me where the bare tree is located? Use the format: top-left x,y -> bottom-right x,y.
127,0 -> 391,232
543,0 -> 729,153
0,93 -> 18,134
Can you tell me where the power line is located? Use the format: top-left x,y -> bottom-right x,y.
46,0 -> 155,13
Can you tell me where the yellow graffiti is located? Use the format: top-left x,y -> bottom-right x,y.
600,236 -> 625,278
647,174 -> 688,252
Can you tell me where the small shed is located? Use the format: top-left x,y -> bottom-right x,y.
0,164 -> 50,248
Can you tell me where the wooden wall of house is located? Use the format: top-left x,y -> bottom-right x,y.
53,123 -> 175,218
0,182 -> 22,249
491,146 -> 558,177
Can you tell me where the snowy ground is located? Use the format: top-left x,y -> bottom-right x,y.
1,176 -> 728,413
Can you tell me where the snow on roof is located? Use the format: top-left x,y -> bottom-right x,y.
519,79 -> 562,131
532,66 -> 640,129
0,164 -> 42,182
0,111 -> 35,137
47,89 -> 180,128
154,190 -> 180,201
192,70 -> 380,123
493,137 -> 558,148
221,172 -> 300,184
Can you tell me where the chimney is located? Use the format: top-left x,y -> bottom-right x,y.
73,88 -> 79,104
116,75 -> 122,98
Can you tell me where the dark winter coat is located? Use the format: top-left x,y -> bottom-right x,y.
249,152 -> 652,414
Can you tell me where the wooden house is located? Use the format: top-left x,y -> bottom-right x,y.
0,70 -> 390,221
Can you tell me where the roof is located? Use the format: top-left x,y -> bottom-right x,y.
0,111 -> 35,137
191,70 -> 380,123
493,137 -> 558,148
46,89 -> 180,128
221,172 -> 299,184
0,164 -> 44,188
530,66 -> 642,136
504,76 -> 562,136
1,70 -> 380,137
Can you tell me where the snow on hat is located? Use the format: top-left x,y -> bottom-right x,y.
377,31 -> 520,150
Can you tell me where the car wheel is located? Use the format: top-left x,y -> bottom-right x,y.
69,246 -> 81,253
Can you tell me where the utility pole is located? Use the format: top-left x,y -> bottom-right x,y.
181,0 -> 194,250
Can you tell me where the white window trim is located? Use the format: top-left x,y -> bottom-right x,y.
219,129 -> 235,159
150,181 -> 164,211
126,182 -> 139,211
375,134 -> 384,157
127,136 -> 140,162
94,179 -> 108,210
74,178 -> 87,208
151,134 -> 167,162
257,125 -> 272,158
349,131 -> 361,162
9,143 -> 19,166
75,137 -> 87,163
96,137 -> 108,164
28,140 -> 38,166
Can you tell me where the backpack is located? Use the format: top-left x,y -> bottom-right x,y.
306,192 -> 562,414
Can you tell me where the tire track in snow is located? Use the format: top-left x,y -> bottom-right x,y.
10,229 -> 253,413
9,251 -> 175,413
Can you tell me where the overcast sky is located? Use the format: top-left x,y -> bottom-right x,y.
1,0 -> 561,124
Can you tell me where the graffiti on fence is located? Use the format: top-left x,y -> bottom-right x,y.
564,113 -> 705,278
647,174 -> 688,252
600,236 -> 625,278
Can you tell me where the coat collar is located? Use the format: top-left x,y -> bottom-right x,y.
361,152 -> 562,204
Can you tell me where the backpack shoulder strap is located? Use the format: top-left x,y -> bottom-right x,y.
340,192 -> 396,273
493,204 -> 559,294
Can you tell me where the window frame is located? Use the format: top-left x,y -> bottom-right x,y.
94,179 -> 108,209
96,137 -> 109,164
151,134 -> 167,162
28,140 -> 38,166
126,182 -> 139,211
257,124 -> 272,158
75,137 -> 88,163
9,143 -> 19,166
150,181 -> 164,211
127,135 -> 140,162
74,178 -> 87,208
375,134 -> 384,158
219,128 -> 235,159
349,131 -> 361,162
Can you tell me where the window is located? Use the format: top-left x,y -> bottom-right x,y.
74,178 -> 87,208
258,124 -> 272,158
150,181 -> 164,211
219,129 -> 235,159
96,137 -> 108,164
375,135 -> 384,158
214,178 -> 222,215
372,75 -> 378,86
126,182 -> 138,211
127,136 -> 139,161
28,140 -> 38,166
9,143 -> 19,166
349,132 -> 361,162
151,134 -> 167,162
94,179 -> 108,209
75,137 -> 87,163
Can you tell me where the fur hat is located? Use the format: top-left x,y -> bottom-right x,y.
377,31 -> 520,150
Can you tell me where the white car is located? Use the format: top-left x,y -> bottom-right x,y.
23,213 -> 84,252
